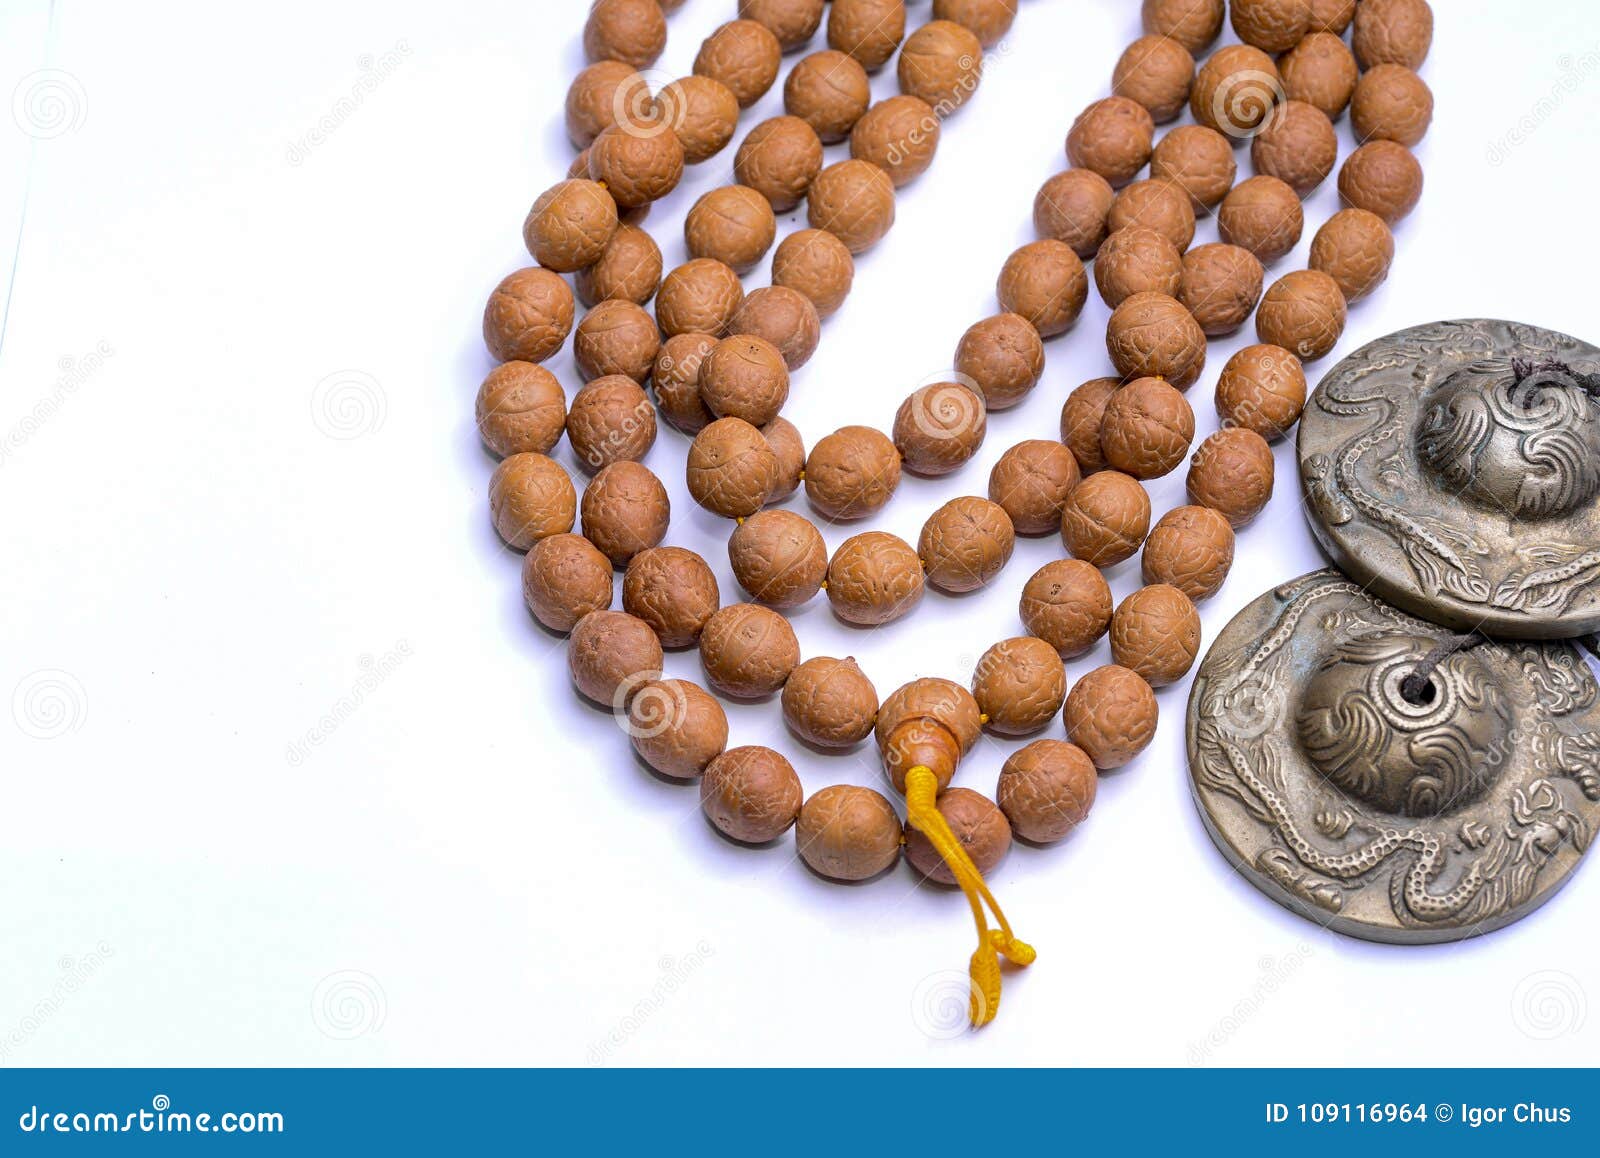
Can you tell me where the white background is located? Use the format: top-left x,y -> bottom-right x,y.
1,0 -> 1597,1067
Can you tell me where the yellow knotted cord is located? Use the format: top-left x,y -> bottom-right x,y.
904,765 -> 1036,1027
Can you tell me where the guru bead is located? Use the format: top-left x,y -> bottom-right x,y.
904,788 -> 1012,883
997,740 -> 1097,843
877,677 -> 984,761
1033,168 -> 1115,259
826,531 -> 925,625
805,425 -> 901,519
686,416 -> 778,518
987,439 -> 1081,535
919,496 -> 1016,593
580,460 -> 670,566
522,533 -> 614,632
1141,505 -> 1235,601
628,678 -> 729,779
1187,427 -> 1275,528
1109,583 -> 1202,687
656,258 -> 744,338
700,746 -> 804,843
1061,470 -> 1151,567
1020,559 -> 1114,659
1099,376 -> 1196,480
1061,664 -> 1159,770
483,267 -> 574,364
971,636 -> 1067,736
475,362 -> 566,458
796,785 -> 903,881
699,603 -> 801,699
568,610 -> 664,706
728,508 -> 828,607
782,656 -> 879,748
622,546 -> 720,648
489,452 -> 575,550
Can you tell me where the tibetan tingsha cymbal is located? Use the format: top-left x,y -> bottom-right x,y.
1186,569 -> 1600,944
1299,318 -> 1600,639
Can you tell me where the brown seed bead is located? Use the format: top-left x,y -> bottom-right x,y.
575,224 -> 663,309
567,376 -> 656,473
1256,269 -> 1347,361
584,0 -> 667,69
1021,559 -> 1114,659
738,0 -> 825,52
905,788 -> 1011,884
828,0 -> 907,72
701,746 -> 803,843
998,740 -> 1097,843
1110,583 -> 1202,686
1066,97 -> 1155,188
622,546 -> 720,648
876,677 -> 983,762
685,185 -> 778,274
574,300 -> 661,383
760,416 -> 806,501
783,657 -> 879,748
695,20 -> 784,108
1352,0 -> 1433,70
729,508 -> 827,607
729,287 -> 821,371
1150,125 -> 1236,209
476,362 -> 566,458
656,259 -> 745,338
1338,140 -> 1423,224
771,229 -> 855,318
733,117 -> 824,216
654,75 -> 741,165
796,785 -> 902,880
1230,0 -> 1311,53
1095,226 -> 1183,309
898,20 -> 983,114
1060,376 -> 1123,475
652,333 -> 717,434
569,610 -> 664,706
483,267 -> 574,365
827,531 -> 924,625
1061,470 -> 1151,567
805,425 -> 901,520
1351,64 -> 1433,147
523,180 -> 618,273
1252,101 -> 1338,196
1100,377 -> 1195,480
489,452 -> 575,550
629,678 -> 728,779
807,159 -> 896,254
587,123 -> 685,210
1179,242 -> 1265,337
1187,428 -> 1275,528
955,313 -> 1046,410
893,383 -> 987,477
1141,0 -> 1225,53
785,50 -> 872,143
1141,505 -> 1236,601
1105,291 -> 1207,390
972,637 -> 1066,736
1310,0 -> 1356,34
1062,665 -> 1158,770
686,417 -> 778,518
1190,45 -> 1280,139
698,335 -> 789,426
523,533 -> 614,635
1108,179 -> 1197,252
581,461 -> 671,566
1112,35 -> 1196,124
935,0 -> 1017,47
1033,169 -> 1116,259
988,440 -> 1081,535
566,62 -> 648,149
997,240 -> 1087,339
850,96 -> 941,188
1215,343 -> 1307,440
1279,33 -> 1359,121
919,496 -> 1015,593
699,603 -> 801,699
1310,208 -> 1395,302
1217,176 -> 1304,264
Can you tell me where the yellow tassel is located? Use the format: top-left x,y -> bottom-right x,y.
904,766 -> 1035,1028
